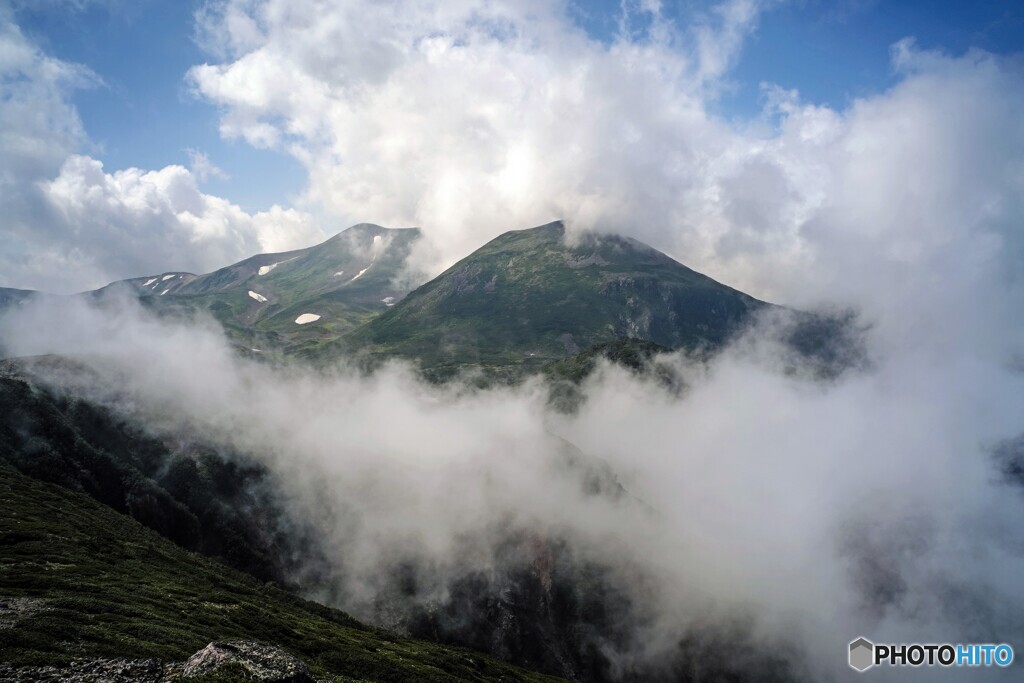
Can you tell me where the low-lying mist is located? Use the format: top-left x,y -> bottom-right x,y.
2,289 -> 1023,682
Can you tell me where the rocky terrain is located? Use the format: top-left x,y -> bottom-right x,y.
0,640 -> 333,682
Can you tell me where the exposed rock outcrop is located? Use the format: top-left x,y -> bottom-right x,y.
182,641 -> 313,682
0,658 -> 167,682
0,641 -> 328,683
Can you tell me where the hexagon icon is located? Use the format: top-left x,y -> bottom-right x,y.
849,637 -> 874,672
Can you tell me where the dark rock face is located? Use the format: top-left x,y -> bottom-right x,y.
182,641 -> 314,682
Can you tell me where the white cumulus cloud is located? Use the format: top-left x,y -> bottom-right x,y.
0,8 -> 325,293
187,0 -> 1024,361
37,155 -> 323,289
188,0 -> 764,278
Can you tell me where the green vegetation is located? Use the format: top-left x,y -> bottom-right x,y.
2,222 -> 856,382
0,465 -> 563,682
543,338 -> 674,384
119,224 -> 422,358
334,222 -> 765,377
540,338 -> 685,411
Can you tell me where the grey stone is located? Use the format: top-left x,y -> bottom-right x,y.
0,658 -> 166,682
182,641 -> 313,682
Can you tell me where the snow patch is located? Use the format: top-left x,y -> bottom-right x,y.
382,296 -> 395,307
295,313 -> 321,325
160,289 -> 170,296
161,274 -> 175,281
347,234 -> 386,284
332,271 -> 345,277
143,278 -> 157,286
248,290 -> 268,303
258,263 -> 278,276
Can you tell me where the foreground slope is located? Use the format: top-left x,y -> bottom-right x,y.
0,465 -> 561,682
0,359 -> 642,681
338,221 -> 765,375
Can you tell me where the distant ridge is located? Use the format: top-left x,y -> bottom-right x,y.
0,221 -> 848,381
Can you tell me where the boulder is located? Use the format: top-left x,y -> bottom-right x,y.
182,641 -> 313,682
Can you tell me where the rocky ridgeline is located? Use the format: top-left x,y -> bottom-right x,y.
0,641 -> 334,682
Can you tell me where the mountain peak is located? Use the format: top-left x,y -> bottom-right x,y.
339,221 -> 766,375
328,223 -> 422,241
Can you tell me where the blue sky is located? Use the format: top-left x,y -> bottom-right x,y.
727,0 -> 1024,114
14,0 -> 1023,214
15,0 -> 306,213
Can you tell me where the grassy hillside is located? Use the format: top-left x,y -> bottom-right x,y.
2,225 -> 422,358
0,465 -> 562,682
2,223 -> 784,378
542,338 -> 675,384
336,222 -> 765,378
135,224 -> 421,357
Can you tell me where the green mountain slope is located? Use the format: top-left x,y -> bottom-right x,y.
0,465 -> 562,682
0,225 -> 421,357
336,222 -> 766,376
1,222 -> 858,383
126,224 -> 421,355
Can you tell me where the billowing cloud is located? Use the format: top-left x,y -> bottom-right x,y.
0,8 -> 325,293
701,41 -> 1024,348
1,2 -> 1023,677
39,155 -> 322,288
189,1 -> 1024,352
187,0 -> 762,277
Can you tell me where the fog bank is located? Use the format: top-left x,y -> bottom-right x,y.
2,283 -> 1022,680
